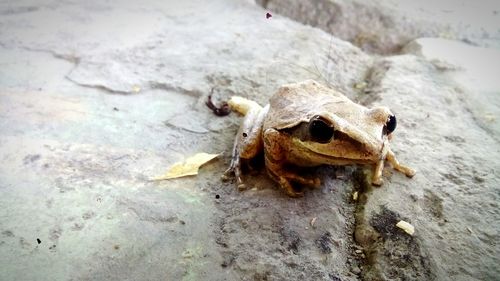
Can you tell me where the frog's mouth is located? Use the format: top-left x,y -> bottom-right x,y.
293,137 -> 384,164
304,147 -> 378,165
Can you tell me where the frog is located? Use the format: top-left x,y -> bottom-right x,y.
222,80 -> 415,197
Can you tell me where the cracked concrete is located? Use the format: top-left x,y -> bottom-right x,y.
1,0 -> 499,280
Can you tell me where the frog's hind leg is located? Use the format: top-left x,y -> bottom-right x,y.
386,149 -> 416,178
264,128 -> 321,197
223,100 -> 269,190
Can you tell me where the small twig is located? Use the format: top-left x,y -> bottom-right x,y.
206,88 -> 231,116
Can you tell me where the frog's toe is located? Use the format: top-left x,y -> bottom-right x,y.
222,167 -> 234,180
277,177 -> 303,197
286,190 -> 304,198
305,178 -> 321,189
312,178 -> 321,188
405,168 -> 416,178
372,177 -> 384,186
393,165 -> 416,178
235,176 -> 248,191
237,183 -> 247,191
221,173 -> 231,181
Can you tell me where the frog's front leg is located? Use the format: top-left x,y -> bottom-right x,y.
263,128 -> 320,197
371,148 -> 415,186
223,100 -> 269,190
386,149 -> 416,177
372,159 -> 385,186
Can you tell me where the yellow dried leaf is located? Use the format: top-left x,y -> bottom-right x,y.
153,153 -> 219,180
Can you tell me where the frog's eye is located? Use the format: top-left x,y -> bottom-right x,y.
384,115 -> 397,135
309,116 -> 334,143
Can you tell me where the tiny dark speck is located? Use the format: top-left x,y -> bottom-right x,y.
113,107 -> 119,111
266,12 -> 272,19
242,133 -> 248,138
37,238 -> 41,244
215,194 -> 220,199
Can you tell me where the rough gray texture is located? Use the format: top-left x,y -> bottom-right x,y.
0,1 -> 368,280
0,1 -> 499,281
0,0 -> 371,97
257,0 -> 500,54
353,41 -> 500,280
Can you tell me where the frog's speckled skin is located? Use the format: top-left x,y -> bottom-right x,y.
224,80 -> 415,197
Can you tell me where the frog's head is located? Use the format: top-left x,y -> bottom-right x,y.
285,106 -> 396,164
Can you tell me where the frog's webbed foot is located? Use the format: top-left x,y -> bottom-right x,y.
267,168 -> 320,197
285,172 -> 321,189
386,149 -> 416,178
278,176 -> 304,198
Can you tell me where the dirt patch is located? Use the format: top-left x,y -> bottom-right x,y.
363,207 -> 436,281
208,163 -> 358,280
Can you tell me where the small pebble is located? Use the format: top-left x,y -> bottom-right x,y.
310,217 -> 317,228
351,265 -> 361,275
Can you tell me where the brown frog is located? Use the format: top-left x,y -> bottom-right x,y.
223,80 -> 415,197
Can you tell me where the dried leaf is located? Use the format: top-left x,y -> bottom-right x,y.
152,153 -> 219,180
396,220 -> 415,235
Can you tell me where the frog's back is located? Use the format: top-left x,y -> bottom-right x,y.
264,80 -> 354,130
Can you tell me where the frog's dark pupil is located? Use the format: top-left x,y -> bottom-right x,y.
309,119 -> 334,143
385,115 -> 397,134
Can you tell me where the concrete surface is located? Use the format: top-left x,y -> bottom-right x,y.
0,0 -> 498,280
